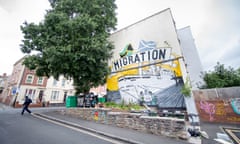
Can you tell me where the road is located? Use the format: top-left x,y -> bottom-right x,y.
0,108 -> 123,144
200,121 -> 240,144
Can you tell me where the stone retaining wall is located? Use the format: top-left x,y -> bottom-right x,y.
60,108 -> 186,139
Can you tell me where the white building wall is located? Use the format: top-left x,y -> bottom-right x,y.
45,75 -> 75,103
17,85 -> 45,104
110,9 -> 181,59
177,26 -> 204,123
109,8 -> 188,81
177,26 -> 205,89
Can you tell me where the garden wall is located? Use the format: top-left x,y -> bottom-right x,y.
59,108 -> 186,139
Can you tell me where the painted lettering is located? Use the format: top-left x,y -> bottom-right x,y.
148,50 -> 151,61
128,56 -> 133,65
119,58 -> 123,67
200,101 -> 215,121
134,54 -> 140,63
113,61 -> 120,71
227,117 -> 240,122
139,52 -> 145,61
123,57 -> 128,65
159,49 -> 166,59
112,48 -> 171,72
152,49 -> 158,60
215,103 -> 226,116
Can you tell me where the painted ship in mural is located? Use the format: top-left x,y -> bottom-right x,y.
107,40 -> 186,109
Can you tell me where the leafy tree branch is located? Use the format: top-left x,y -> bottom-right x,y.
20,0 -> 117,94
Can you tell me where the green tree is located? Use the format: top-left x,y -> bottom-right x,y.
201,62 -> 240,88
20,0 -> 117,94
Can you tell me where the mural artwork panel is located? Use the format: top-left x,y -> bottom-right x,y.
107,40 -> 186,109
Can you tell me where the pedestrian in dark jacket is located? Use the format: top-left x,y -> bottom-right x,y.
21,96 -> 32,115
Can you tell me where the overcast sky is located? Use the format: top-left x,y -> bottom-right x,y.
0,0 -> 239,75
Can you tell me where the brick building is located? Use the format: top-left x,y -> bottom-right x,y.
0,73 -> 9,104
5,57 -> 48,106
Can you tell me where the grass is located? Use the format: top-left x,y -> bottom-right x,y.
104,101 -> 144,111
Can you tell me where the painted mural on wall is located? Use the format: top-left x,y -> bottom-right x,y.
107,40 -> 186,109
231,98 -> 240,115
193,87 -> 240,124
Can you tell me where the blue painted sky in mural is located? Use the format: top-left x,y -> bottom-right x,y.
0,0 -> 239,75
138,40 -> 156,52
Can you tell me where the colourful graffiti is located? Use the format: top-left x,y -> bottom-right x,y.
227,117 -> 240,122
193,88 -> 240,124
94,111 -> 99,121
231,98 -> 240,115
215,103 -> 226,116
200,101 -> 215,121
92,110 -> 107,122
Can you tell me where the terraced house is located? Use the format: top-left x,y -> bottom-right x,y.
7,57 -> 48,107
2,56 -> 75,107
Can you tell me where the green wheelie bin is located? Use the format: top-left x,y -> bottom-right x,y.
66,96 -> 77,108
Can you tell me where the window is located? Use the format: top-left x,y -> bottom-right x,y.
0,79 -> 3,85
38,90 -> 44,102
37,77 -> 44,85
61,79 -> 66,87
51,91 -> 59,100
53,79 -> 57,86
26,75 -> 34,84
24,89 -> 36,100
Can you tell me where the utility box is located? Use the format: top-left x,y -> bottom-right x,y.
98,97 -> 106,103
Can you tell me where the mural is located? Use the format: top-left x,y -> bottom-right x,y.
107,40 -> 186,109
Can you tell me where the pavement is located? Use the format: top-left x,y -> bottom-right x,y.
0,103 -> 12,110
33,110 -> 193,144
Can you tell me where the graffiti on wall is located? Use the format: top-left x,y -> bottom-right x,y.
193,88 -> 240,124
91,110 -> 107,123
199,100 -> 228,121
200,101 -> 215,121
231,98 -> 240,115
215,102 -> 227,116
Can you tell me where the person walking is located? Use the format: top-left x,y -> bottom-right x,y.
21,96 -> 32,115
